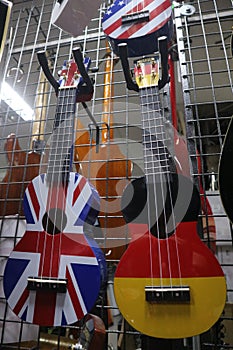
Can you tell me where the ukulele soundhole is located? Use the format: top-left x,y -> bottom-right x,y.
42,208 -> 67,235
121,176 -> 177,238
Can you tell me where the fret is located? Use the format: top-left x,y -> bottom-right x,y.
144,136 -> 170,146
145,167 -> 170,176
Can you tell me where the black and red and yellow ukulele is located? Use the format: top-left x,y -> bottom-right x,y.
3,48 -> 106,327
113,38 -> 226,339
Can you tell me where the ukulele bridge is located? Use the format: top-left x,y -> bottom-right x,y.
122,10 -> 150,25
27,277 -> 67,293
145,286 -> 190,303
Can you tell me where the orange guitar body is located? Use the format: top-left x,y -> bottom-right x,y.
75,44 -> 131,260
0,133 -> 40,216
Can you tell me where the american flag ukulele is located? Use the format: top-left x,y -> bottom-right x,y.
3,53 -> 106,327
102,0 -> 173,57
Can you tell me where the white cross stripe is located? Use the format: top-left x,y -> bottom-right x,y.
129,7 -> 172,38
107,0 -> 165,38
7,252 -> 40,309
102,0 -> 143,30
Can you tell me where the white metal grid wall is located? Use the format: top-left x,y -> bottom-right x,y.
0,0 -> 232,349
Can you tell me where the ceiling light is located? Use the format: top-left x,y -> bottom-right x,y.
0,81 -> 34,121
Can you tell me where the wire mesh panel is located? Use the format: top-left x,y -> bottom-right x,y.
174,0 -> 233,348
0,0 -> 232,349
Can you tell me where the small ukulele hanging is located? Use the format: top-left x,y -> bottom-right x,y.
102,0 -> 173,57
3,48 -> 106,327
113,38 -> 226,339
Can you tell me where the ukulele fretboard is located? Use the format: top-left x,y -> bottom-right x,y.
140,86 -> 170,178
47,87 -> 77,184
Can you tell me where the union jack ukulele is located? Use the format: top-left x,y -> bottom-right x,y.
102,0 -> 173,57
114,41 -> 226,338
3,49 -> 106,327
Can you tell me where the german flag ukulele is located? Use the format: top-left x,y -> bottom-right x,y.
3,49 -> 106,327
114,44 -> 226,338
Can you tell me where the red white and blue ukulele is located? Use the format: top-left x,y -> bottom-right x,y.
3,48 -> 106,327
102,0 -> 173,57
114,39 -> 226,338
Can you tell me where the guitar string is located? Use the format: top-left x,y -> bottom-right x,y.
139,65 -> 164,287
49,85 -> 68,280
162,90 -> 184,288
40,71 -> 74,281
163,107 -> 184,289
141,64 -> 184,291
48,87 -> 63,280
156,67 -> 185,288
147,83 -> 171,288
141,84 -> 161,287
149,83 -> 183,289
154,84 -> 174,288
57,85 -> 75,278
149,85 -> 168,288
40,85 -> 65,279
154,84 -> 176,289
50,81 -> 77,280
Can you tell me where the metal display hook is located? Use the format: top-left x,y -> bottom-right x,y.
36,48 -> 100,149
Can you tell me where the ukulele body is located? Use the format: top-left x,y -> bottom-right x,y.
219,117 -> 233,223
114,174 -> 226,338
3,172 -> 105,327
102,0 -> 173,57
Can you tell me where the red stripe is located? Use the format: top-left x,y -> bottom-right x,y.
117,1 -> 171,39
46,184 -> 67,211
127,0 -> 152,14
13,288 -> 29,316
72,176 -> 87,206
104,0 -> 152,35
38,232 -> 60,277
28,183 -> 40,220
34,290 -> 56,326
116,221 -> 225,278
66,267 -> 85,319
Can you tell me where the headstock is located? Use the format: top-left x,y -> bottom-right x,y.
59,57 -> 91,88
134,56 -> 160,89
37,48 -> 94,102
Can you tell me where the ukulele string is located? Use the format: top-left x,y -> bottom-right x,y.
154,83 -> 184,289
140,74 -> 164,287
142,85 -> 161,287
49,82 -> 77,279
162,103 -> 184,289
40,86 -> 66,279
148,84 -> 171,287
156,85 -> 176,289
40,71 -> 75,280
49,86 -> 68,279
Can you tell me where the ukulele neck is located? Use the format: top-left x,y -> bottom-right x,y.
139,85 -> 170,184
47,87 -> 77,185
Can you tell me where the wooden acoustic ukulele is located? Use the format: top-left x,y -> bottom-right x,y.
113,38 -> 226,339
74,43 -> 131,260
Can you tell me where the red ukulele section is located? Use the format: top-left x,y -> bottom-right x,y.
114,221 -> 226,338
